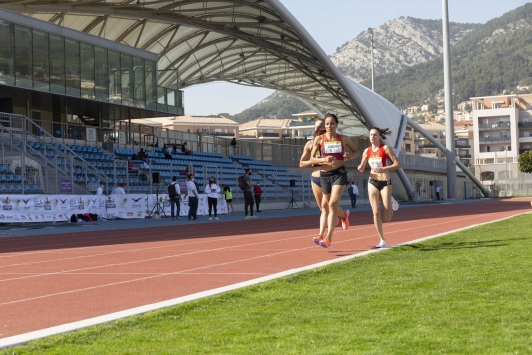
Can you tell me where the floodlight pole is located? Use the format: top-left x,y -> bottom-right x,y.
368,28 -> 375,92
442,0 -> 457,199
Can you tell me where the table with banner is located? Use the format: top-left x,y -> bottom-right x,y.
0,193 -> 228,223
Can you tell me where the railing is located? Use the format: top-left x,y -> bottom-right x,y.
258,133 -> 281,138
479,122 -> 511,130
479,137 -> 511,143
518,122 -> 532,128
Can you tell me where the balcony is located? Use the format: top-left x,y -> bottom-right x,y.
518,122 -> 532,128
258,132 -> 281,138
479,122 -> 510,130
479,137 -> 511,144
520,148 -> 531,154
458,154 -> 472,159
417,144 -> 436,149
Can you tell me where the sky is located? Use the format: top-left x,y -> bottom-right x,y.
183,0 -> 531,116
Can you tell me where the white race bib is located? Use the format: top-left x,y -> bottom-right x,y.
324,141 -> 342,154
368,157 -> 383,169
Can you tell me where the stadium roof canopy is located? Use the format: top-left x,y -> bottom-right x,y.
0,0 -> 405,146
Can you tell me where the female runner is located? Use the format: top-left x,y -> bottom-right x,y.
357,127 -> 401,248
309,113 -> 359,248
299,118 -> 350,243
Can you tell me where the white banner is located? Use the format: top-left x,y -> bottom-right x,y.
0,194 -> 146,223
146,193 -> 228,217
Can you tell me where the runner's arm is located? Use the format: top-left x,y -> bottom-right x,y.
357,148 -> 369,172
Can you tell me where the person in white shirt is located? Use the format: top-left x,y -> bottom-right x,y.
185,174 -> 199,220
96,182 -> 104,195
111,183 -> 126,194
205,177 -> 221,220
435,185 -> 442,200
348,181 -> 359,208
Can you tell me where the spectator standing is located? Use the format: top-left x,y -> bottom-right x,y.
254,182 -> 263,212
436,185 -> 441,200
111,182 -> 125,194
348,181 -> 359,208
230,138 -> 237,154
243,168 -> 256,219
96,181 -> 104,195
168,176 -> 181,220
205,177 -> 221,220
222,184 -> 234,214
186,173 -> 199,220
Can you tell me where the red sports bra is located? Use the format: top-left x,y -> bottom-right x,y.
320,134 -> 344,161
366,144 -> 387,169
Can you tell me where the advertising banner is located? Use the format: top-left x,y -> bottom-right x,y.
0,194 -> 146,223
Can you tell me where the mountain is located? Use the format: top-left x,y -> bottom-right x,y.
331,17 -> 478,82
229,3 -> 532,122
363,3 -> 532,109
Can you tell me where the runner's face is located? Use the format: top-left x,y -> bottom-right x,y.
325,117 -> 336,134
369,129 -> 380,145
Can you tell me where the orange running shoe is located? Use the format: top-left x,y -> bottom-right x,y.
313,235 -> 323,245
341,210 -> 350,230
319,238 -> 331,248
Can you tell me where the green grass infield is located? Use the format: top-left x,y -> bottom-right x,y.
3,214 -> 532,354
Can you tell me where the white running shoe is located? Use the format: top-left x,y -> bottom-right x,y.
391,197 -> 399,211
215,217 -> 219,220
376,240 -> 386,248
209,217 -> 212,221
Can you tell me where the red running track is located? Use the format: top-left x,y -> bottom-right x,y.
0,198 -> 530,340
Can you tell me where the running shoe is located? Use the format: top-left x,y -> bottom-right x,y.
209,217 -> 212,221
376,240 -> 386,248
341,210 -> 350,230
319,238 -> 331,248
215,217 -> 219,220
251,215 -> 258,219
245,215 -> 252,220
313,235 -> 323,245
391,197 -> 399,211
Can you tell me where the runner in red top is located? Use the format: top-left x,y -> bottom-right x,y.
309,113 -> 359,248
358,127 -> 402,248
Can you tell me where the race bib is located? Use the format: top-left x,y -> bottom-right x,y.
324,141 -> 342,154
368,157 -> 383,169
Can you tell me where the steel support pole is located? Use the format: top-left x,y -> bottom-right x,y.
442,0 -> 457,199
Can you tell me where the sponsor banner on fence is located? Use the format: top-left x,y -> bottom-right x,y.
146,193 -> 228,217
0,194 -> 146,223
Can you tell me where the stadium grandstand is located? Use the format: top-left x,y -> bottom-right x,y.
0,0 -> 488,209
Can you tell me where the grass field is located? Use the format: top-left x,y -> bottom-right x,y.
2,214 -> 532,354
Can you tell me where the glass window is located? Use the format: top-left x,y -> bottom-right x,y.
80,43 -> 95,99
145,60 -> 156,110
49,35 -> 65,94
0,20 -> 14,86
157,86 -> 167,112
167,89 -> 175,106
14,25 -> 32,89
133,56 -> 144,107
33,30 -> 49,92
94,46 -> 108,101
65,38 -> 80,97
121,53 -> 133,106
108,50 -> 121,104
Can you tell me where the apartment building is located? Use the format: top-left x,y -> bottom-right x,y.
471,94 -> 532,194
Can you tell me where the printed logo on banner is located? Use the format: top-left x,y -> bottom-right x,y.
131,197 -> 143,208
137,211 -> 143,217
127,212 -> 134,216
14,199 -> 20,209
87,198 -> 97,207
120,198 -> 128,207
106,196 -> 116,209
34,198 -> 43,209
26,214 -> 32,221
20,215 -> 26,220
44,197 -> 52,211
0,214 -> 4,220
98,198 -> 106,208
70,198 -> 77,208
2,197 -> 12,211
77,197 -> 85,210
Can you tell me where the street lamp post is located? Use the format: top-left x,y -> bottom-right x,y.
368,27 -> 374,92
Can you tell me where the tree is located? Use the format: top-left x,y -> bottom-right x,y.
518,150 -> 532,173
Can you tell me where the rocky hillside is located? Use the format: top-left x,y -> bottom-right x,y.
331,17 -> 479,82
